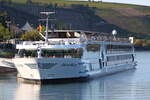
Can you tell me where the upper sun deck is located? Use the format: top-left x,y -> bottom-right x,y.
47,30 -> 131,43
16,30 -> 133,50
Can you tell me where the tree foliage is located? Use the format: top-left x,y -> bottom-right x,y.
134,39 -> 150,47
0,24 -> 14,40
21,30 -> 42,41
0,12 -> 7,27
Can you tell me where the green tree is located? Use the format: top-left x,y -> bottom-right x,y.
0,24 -> 14,40
0,12 -> 7,27
26,0 -> 32,4
134,39 -> 143,46
21,30 -> 42,41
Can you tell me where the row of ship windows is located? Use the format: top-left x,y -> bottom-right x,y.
107,50 -> 132,54
106,54 -> 134,66
18,49 -> 83,58
106,59 -> 133,66
26,62 -> 85,69
106,45 -> 133,54
25,63 -> 56,69
107,45 -> 132,50
107,54 -> 134,62
86,44 -> 133,52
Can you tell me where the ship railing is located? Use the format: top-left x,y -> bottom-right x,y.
17,39 -> 82,46
18,41 -> 44,45
17,36 -> 130,46
87,36 -> 130,43
47,39 -> 81,45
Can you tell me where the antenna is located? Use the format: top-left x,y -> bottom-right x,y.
40,11 -> 55,44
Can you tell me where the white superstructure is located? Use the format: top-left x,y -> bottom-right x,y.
13,30 -> 136,81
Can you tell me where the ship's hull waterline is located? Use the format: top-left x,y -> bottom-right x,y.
14,57 -> 136,83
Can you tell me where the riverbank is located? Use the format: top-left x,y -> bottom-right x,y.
135,46 -> 150,51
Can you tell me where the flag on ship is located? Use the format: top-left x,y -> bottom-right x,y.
37,24 -> 42,32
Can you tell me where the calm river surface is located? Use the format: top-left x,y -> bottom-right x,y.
0,52 -> 150,100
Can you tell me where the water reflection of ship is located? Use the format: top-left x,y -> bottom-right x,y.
15,70 -> 136,100
15,83 -> 40,100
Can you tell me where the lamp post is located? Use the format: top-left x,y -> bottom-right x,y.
112,29 -> 117,40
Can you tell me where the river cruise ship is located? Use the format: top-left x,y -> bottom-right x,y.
13,29 -> 136,81
13,12 -> 136,81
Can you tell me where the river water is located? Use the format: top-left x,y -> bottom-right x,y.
0,52 -> 150,100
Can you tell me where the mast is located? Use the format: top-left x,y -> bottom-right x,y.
40,12 -> 55,44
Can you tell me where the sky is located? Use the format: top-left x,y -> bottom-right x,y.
75,0 -> 150,6
104,0 -> 150,6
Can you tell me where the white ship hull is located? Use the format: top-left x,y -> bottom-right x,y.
13,57 -> 136,81
88,62 -> 136,78
0,58 -> 15,68
13,58 -> 89,80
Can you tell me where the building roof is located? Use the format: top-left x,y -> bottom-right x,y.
21,21 -> 33,32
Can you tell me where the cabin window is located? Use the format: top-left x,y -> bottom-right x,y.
107,55 -> 133,61
41,48 -> 83,58
86,44 -> 100,52
18,49 -> 37,57
107,45 -> 132,53
106,54 -> 134,65
48,32 -> 80,38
